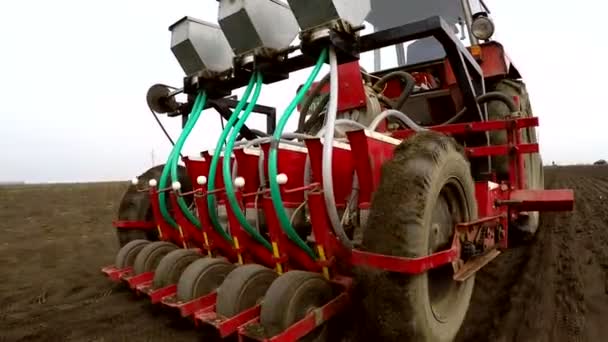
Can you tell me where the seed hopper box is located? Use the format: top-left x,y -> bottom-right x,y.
169,16 -> 235,75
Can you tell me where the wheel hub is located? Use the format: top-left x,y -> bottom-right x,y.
427,179 -> 467,323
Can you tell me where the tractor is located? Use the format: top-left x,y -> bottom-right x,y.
102,1 -> 574,341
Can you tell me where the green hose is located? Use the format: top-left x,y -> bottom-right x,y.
158,93 -> 205,228
170,92 -> 208,229
268,49 -> 328,259
222,72 -> 272,250
207,74 -> 257,243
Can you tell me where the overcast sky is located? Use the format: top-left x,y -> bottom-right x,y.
1,0 -> 606,183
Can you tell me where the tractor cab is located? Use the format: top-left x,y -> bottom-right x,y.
366,0 -> 491,69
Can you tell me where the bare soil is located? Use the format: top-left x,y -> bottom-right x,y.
1,165 -> 607,341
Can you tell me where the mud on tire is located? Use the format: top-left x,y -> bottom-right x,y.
357,131 -> 477,341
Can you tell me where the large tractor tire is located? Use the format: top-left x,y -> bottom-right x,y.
358,131 -> 477,342
487,79 -> 544,235
116,164 -> 193,247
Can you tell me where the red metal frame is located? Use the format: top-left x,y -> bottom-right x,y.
297,61 -> 366,113
444,42 -> 521,86
198,304 -> 262,338
101,265 -> 132,282
122,271 -> 154,290
184,156 -> 238,261
161,291 -> 218,318
113,220 -> 156,230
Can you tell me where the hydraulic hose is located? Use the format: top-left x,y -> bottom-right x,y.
269,48 -> 328,260
368,109 -> 427,132
299,93 -> 330,133
222,72 -> 272,250
206,74 -> 257,243
296,73 -> 330,132
158,93 -> 205,228
297,66 -> 373,133
170,92 -> 209,229
372,71 -> 416,110
321,47 -> 353,249
477,91 -> 518,113
315,119 -> 368,137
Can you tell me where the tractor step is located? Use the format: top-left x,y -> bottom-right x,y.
453,249 -> 501,282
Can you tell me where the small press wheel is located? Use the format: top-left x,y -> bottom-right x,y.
152,249 -> 201,290
176,258 -> 236,302
216,264 -> 277,318
260,271 -> 333,342
132,241 -> 178,275
115,239 -> 150,269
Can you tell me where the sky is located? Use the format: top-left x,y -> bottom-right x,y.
0,0 -> 606,183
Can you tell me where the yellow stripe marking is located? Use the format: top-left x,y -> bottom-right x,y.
234,237 -> 243,265
203,232 -> 212,257
317,245 -> 330,280
178,226 -> 188,248
272,242 -> 283,275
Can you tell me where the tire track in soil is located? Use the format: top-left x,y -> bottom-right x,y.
457,166 -> 608,342
570,174 -> 608,342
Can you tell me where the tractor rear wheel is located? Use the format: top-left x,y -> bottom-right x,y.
487,78 -> 544,236
358,131 -> 477,341
132,241 -> 178,275
116,164 -> 193,247
176,258 -> 235,302
260,271 -> 333,341
152,249 -> 201,290
216,264 -> 277,318
115,239 -> 150,269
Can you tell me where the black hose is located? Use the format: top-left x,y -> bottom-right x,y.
477,91 -> 518,113
236,129 -> 269,142
372,71 -> 416,110
440,107 -> 467,126
300,93 -> 330,134
147,102 -> 185,159
297,67 -> 374,133
297,74 -> 330,132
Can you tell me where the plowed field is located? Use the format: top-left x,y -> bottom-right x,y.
1,165 -> 607,341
